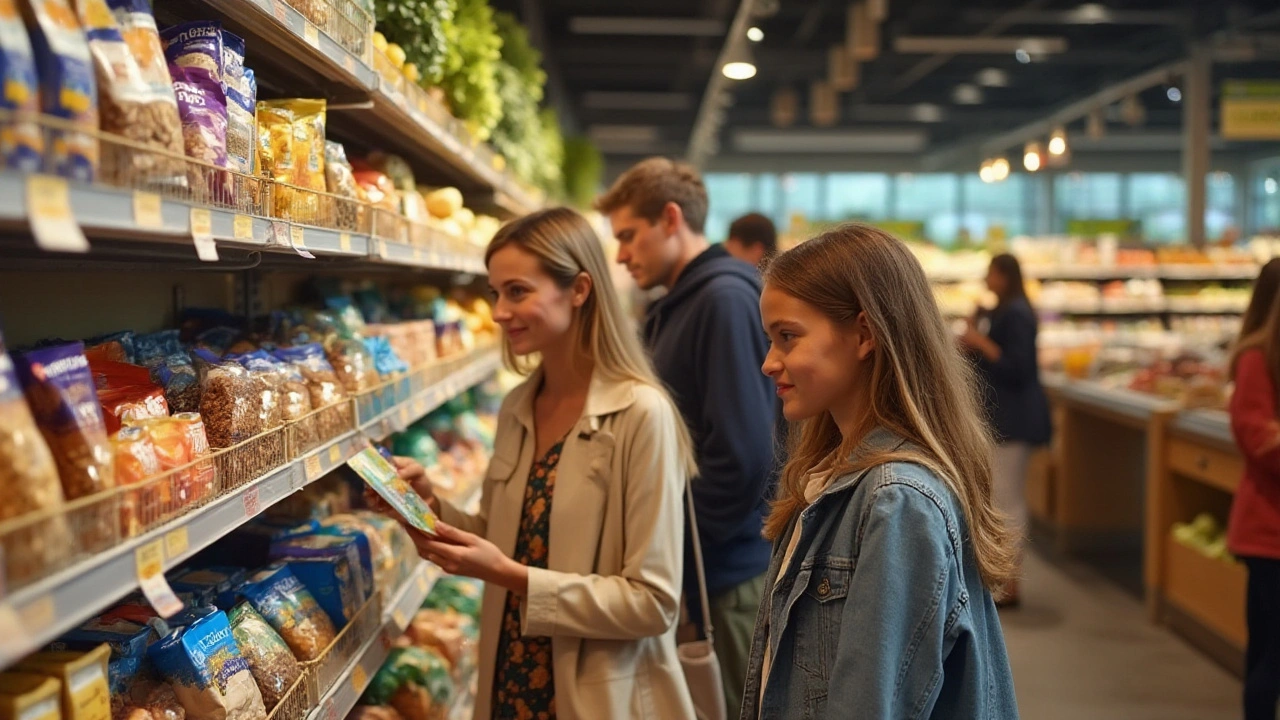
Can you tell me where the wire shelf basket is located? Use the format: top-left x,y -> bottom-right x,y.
287,398 -> 357,460
304,591 -> 384,701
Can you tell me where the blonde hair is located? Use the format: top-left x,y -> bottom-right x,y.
486,207 -> 695,473
761,223 -> 1016,591
592,157 -> 709,234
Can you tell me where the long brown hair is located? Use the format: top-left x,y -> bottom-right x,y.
761,223 -> 1016,590
1231,258 -> 1280,378
990,253 -> 1031,311
485,207 -> 695,474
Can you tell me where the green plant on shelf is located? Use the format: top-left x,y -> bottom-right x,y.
374,0 -> 455,88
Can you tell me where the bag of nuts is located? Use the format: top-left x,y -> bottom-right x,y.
192,349 -> 256,449
77,0 -> 184,186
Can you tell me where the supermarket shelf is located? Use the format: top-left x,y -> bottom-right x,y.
308,562 -> 439,720
1049,378 -> 1179,422
0,350 -> 499,671
1173,409 -> 1234,448
362,351 -> 502,441
371,238 -> 487,275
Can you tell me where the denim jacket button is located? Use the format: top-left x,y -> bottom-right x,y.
817,577 -> 831,597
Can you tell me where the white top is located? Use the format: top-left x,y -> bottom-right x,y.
759,454 -> 840,705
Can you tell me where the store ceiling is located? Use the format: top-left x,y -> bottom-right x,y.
493,0 -> 1280,173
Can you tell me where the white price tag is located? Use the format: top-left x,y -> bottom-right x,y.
243,487 -> 262,518
135,540 -> 182,618
27,175 -> 88,252
189,207 -> 219,261
303,22 -> 320,48
304,454 -> 323,481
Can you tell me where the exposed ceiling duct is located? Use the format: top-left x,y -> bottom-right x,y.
893,36 -> 1068,54
568,17 -> 727,36
581,92 -> 695,111
734,128 -> 928,153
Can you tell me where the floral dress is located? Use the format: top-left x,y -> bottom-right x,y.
492,439 -> 564,720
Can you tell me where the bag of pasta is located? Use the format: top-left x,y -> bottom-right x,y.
226,602 -> 301,712
0,331 -> 72,586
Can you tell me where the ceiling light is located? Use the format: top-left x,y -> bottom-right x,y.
1024,142 -> 1043,172
1048,127 -> 1068,156
979,160 -> 995,184
747,26 -> 764,42
1073,3 -> 1112,23
911,103 -> 945,122
1015,48 -> 1031,64
1267,178 -> 1278,195
975,68 -> 1009,88
992,157 -> 1010,181
952,83 -> 983,105
1166,86 -> 1182,102
722,40 -> 756,80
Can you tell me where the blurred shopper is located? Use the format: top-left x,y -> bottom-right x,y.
725,212 -> 778,267
596,158 -> 777,714
390,207 -> 698,719
960,253 -> 1052,607
1227,257 -> 1280,720
743,224 -> 1017,719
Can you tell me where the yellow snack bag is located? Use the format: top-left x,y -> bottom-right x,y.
257,99 -> 325,223
0,672 -> 61,720
15,644 -> 110,720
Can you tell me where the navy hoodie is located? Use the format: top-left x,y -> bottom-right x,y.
644,245 -> 776,600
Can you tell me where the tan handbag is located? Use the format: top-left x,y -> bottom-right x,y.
678,480 -> 729,720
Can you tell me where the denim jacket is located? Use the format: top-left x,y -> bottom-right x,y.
740,429 -> 1019,720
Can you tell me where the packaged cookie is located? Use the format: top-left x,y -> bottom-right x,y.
0,0 -> 43,171
21,0 -> 99,181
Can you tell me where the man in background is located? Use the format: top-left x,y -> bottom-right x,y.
724,212 -> 777,267
595,158 -> 777,715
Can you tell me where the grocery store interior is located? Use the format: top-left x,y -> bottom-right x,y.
2,0 -> 1280,718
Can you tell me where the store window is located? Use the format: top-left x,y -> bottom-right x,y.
755,173 -> 781,222
1257,164 -> 1280,234
826,173 -> 890,222
1054,173 -> 1123,231
1129,173 -> 1185,242
781,173 -> 822,233
704,173 -> 755,242
894,173 -> 960,244
962,174 -> 1028,241
1206,172 -> 1236,241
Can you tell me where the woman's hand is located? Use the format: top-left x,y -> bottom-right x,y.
409,522 -> 529,594
960,319 -> 1001,362
393,456 -> 441,514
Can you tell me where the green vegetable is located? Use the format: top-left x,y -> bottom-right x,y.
489,11 -> 563,194
441,0 -> 503,141
374,0 -> 455,87
562,136 -> 604,208
362,646 -> 454,706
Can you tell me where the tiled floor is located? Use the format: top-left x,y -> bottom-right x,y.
1003,550 -> 1241,719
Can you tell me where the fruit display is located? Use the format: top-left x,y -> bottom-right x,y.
1127,355 -> 1228,408
1172,513 -> 1239,564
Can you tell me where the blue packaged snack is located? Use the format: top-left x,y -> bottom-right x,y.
301,521 -> 378,589
147,609 -> 267,720
269,534 -> 369,630
135,329 -> 183,366
0,0 -> 43,171
151,351 -> 199,414
14,342 -> 115,502
21,0 -> 97,181
362,336 -> 407,377
107,655 -> 144,696
171,567 -> 248,608
238,563 -> 335,661
48,616 -> 152,658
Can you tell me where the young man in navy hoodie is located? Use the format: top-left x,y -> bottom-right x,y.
596,158 -> 777,714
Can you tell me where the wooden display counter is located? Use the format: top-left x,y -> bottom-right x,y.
1146,409 -> 1246,675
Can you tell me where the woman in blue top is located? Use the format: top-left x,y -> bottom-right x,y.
742,224 -> 1018,719
961,253 -> 1052,607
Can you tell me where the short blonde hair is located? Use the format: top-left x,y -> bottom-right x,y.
593,157 -> 709,234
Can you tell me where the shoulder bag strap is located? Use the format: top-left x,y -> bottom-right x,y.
686,480 -> 715,643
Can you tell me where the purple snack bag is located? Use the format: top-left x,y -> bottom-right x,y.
13,342 -> 115,500
169,63 -> 228,170
160,21 -> 223,83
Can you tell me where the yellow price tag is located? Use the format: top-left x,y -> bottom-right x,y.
136,540 -> 164,580
133,191 -> 163,228
329,444 -> 342,464
351,665 -> 368,693
189,207 -> 218,261
303,22 -> 320,48
398,405 -> 410,426
392,609 -> 407,629
27,174 -> 88,252
304,454 -> 323,481
164,527 -> 190,560
339,232 -> 352,252
233,214 -> 254,240
416,572 -> 429,594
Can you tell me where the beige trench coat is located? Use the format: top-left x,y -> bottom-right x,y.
438,368 -> 696,720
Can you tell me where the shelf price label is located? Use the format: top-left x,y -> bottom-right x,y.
135,540 -> 182,618
164,527 -> 190,560
233,214 -> 255,241
27,175 -> 88,253
304,454 -> 323,482
271,0 -> 288,22
342,54 -> 356,73
243,487 -> 262,518
290,225 -> 315,259
329,444 -> 343,464
189,207 -> 219,261
303,22 -> 320,48
133,191 -> 163,229
339,232 -> 352,252
17,595 -> 54,634
351,665 -> 368,694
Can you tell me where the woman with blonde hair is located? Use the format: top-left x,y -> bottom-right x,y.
390,207 -> 697,719
741,224 -> 1018,719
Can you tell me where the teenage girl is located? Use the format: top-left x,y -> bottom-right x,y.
1227,257 -> 1280,720
961,253 -> 1052,605
740,224 -> 1018,719
390,207 -> 697,720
